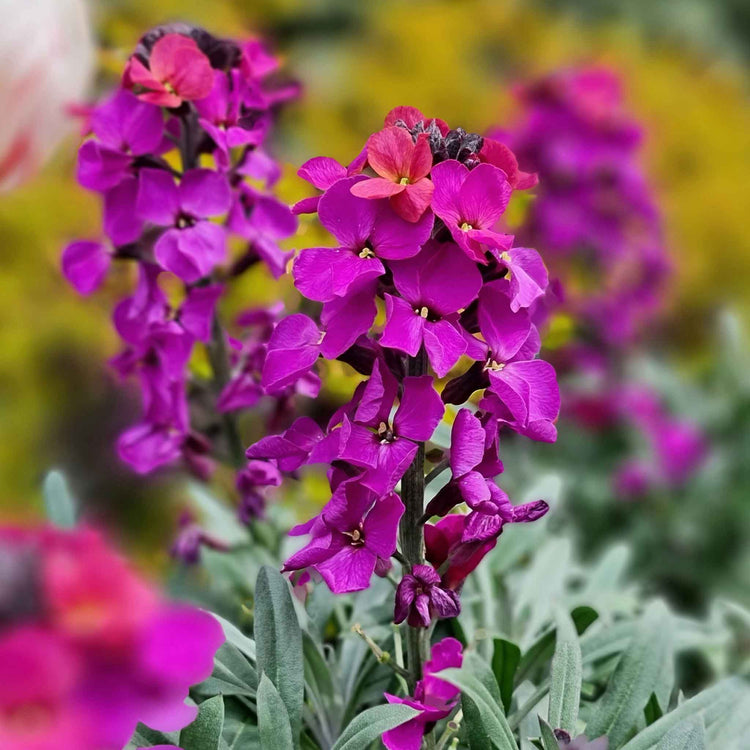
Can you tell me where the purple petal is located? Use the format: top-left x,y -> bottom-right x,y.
104,177 -> 143,246
502,247 -> 549,311
457,163 -> 511,228
317,176 -> 377,249
457,471 -> 493,510
298,156 -> 346,190
355,359 -> 399,427
430,586 -> 461,619
450,409 -> 485,476
380,294 -> 424,356
61,240 -> 111,295
294,247 -> 383,302
478,281 -> 533,362
363,491 -> 404,558
76,141 -> 131,192
316,545 -> 377,593
370,202 -> 434,260
179,169 -> 232,217
319,286 -> 377,358
338,418 -> 380,469
179,285 -> 223,341
394,376 -> 444,442
430,159 -> 467,227
136,168 -> 179,225
462,512 -> 503,542
154,223 -> 227,283
423,319 -> 467,378
262,314 -> 321,391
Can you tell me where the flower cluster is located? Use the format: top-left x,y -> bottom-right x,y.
61,25 -> 303,532
497,66 -> 670,347
497,68 -> 706,493
246,106 -> 560,640
0,525 -> 223,749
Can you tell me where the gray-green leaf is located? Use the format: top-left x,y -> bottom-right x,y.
439,667 -> 519,750
585,600 -> 672,747
331,703 -> 420,750
548,609 -> 582,735
493,638 -> 521,714
258,673 -> 294,750
538,716 -> 561,750
42,470 -> 77,528
655,714 -> 706,750
179,695 -> 224,750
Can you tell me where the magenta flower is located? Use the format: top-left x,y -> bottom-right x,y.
494,246 -> 549,312
0,526 -> 224,749
430,160 -> 513,262
339,359 -> 444,494
283,482 -> 404,593
195,69 -> 268,167
246,415 -> 334,472
77,88 -> 166,192
479,136 -> 538,190
293,175 -> 433,302
424,514 -> 497,590
61,240 -> 112,295
381,241 -> 481,376
136,167 -> 231,282
125,33 -> 214,108
236,459 -> 282,522
394,564 -> 460,627
350,126 -> 434,222
293,150 -> 367,215
383,638 -> 463,750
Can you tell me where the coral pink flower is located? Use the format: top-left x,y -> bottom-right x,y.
351,126 -> 434,222
125,34 -> 214,107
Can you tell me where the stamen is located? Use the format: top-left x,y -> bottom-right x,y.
399,177 -> 410,185
460,221 -> 473,231
359,247 -> 375,259
418,306 -> 429,318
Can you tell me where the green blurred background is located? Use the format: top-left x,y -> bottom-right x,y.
0,0 -> 747,594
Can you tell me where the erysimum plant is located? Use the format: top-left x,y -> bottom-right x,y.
61,24 -> 301,531
246,105 -> 559,726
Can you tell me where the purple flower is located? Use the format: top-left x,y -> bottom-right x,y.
61,240 -> 112,295
293,150 -> 367,214
383,637 -> 463,750
104,175 -> 143,246
283,481 -> 404,593
77,88 -> 166,192
171,511 -> 229,564
494,246 -> 549,312
136,167 -> 232,282
236,460 -> 282,521
339,359 -> 444,494
195,70 -> 268,167
430,160 -> 513,263
381,241 -> 481,376
293,176 -> 433,302
246,416 -> 330,472
226,185 -> 296,278
394,564 -> 460,627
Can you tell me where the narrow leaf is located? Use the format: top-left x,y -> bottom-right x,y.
548,609 -> 582,735
179,695 -> 224,750
585,600 -> 673,747
655,714 -> 706,750
538,716 -> 560,750
258,673 -> 294,750
439,667 -> 519,750
492,638 -> 521,713
42,471 -> 77,528
644,693 -> 664,726
620,678 -> 748,750
331,704 -> 420,750
254,566 -> 304,748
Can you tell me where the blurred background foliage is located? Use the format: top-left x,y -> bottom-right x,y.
0,0 -> 747,596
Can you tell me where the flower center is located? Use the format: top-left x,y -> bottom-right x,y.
399,177 -> 410,185
359,247 -> 375,259
486,359 -> 505,371
343,527 -> 365,547
417,306 -> 429,318
460,221 -> 473,232
377,421 -> 395,443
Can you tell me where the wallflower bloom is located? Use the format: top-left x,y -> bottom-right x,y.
381,241 -> 482,377
124,33 -> 214,107
383,638 -> 463,750
0,526 -> 223,750
294,176 -> 433,302
339,360 -> 444,494
350,126 -> 434,222
283,482 -> 404,593
137,168 -> 232,283
430,160 -> 513,262
394,564 -> 460,627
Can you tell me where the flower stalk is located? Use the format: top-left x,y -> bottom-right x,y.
400,347 -> 431,691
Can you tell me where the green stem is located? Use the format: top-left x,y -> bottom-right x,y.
399,348 -> 431,694
206,314 -> 246,469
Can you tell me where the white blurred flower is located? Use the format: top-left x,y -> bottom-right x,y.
0,0 -> 94,190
